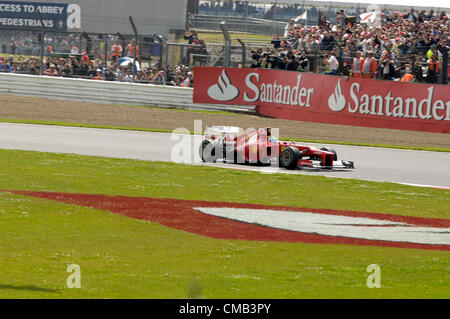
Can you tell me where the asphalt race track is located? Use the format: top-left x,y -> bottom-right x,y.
0,123 -> 449,189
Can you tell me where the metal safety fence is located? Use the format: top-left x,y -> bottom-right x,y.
187,14 -> 286,36
0,26 -> 165,82
1,21 -> 448,86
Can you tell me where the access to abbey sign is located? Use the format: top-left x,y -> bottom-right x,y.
193,67 -> 450,133
0,1 -> 81,31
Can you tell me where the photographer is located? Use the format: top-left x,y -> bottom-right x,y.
426,53 -> 440,83
104,68 -> 116,81
277,53 -> 289,70
261,52 -> 280,69
183,29 -> 199,44
184,29 -> 206,65
286,52 -> 298,71
322,52 -> 338,75
251,55 -> 264,69
437,38 -> 449,83
297,52 -> 309,72
380,55 -> 396,81
251,48 -> 263,62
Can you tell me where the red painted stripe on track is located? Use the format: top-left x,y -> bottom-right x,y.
3,190 -> 449,251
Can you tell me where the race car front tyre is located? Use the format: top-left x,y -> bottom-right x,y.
280,147 -> 301,170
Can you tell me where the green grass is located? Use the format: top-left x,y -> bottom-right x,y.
0,149 -> 448,298
192,32 -> 272,45
118,104 -> 238,116
1,118 -> 449,153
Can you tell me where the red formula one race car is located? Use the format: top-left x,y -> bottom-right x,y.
200,126 -> 355,170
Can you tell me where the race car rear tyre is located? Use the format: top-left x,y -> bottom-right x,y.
280,147 -> 301,170
320,147 -> 338,161
200,141 -> 220,163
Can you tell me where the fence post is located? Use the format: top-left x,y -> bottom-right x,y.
116,32 -> 126,56
313,53 -> 318,73
237,38 -> 246,68
337,47 -> 343,76
81,32 -> 92,55
104,37 -> 108,68
129,16 -> 139,83
154,34 -> 164,69
438,45 -> 448,85
37,10 -> 45,76
164,42 -> 169,86
78,33 -> 83,54
220,21 -> 231,67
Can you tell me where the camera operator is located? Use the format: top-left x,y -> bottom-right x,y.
286,51 -> 298,71
323,52 -> 339,75
267,52 -> 280,69
297,52 -> 309,72
251,48 -> 263,62
427,53 -> 440,83
184,29 -> 199,44
251,55 -> 264,68
277,53 -> 289,70
437,38 -> 449,83
380,49 -> 396,80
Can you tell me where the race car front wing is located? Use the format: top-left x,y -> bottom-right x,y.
297,159 -> 355,169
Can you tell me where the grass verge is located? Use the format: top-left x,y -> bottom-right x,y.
187,32 -> 272,45
0,149 -> 448,298
118,104 -> 239,116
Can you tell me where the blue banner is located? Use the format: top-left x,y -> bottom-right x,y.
0,1 -> 68,31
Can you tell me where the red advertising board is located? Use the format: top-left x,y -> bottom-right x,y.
193,67 -> 450,133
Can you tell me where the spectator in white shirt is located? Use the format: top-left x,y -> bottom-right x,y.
323,52 -> 339,75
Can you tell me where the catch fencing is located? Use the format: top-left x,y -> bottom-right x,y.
187,14 -> 286,36
0,29 -> 164,66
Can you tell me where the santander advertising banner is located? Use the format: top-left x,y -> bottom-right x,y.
193,67 -> 450,133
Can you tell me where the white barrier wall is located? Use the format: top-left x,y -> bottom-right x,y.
0,73 -> 255,113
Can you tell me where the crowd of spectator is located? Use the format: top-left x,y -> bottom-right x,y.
198,1 -> 327,21
0,52 -> 194,87
1,7 -> 449,85
0,29 -> 193,87
0,31 -> 111,56
250,9 -> 449,83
